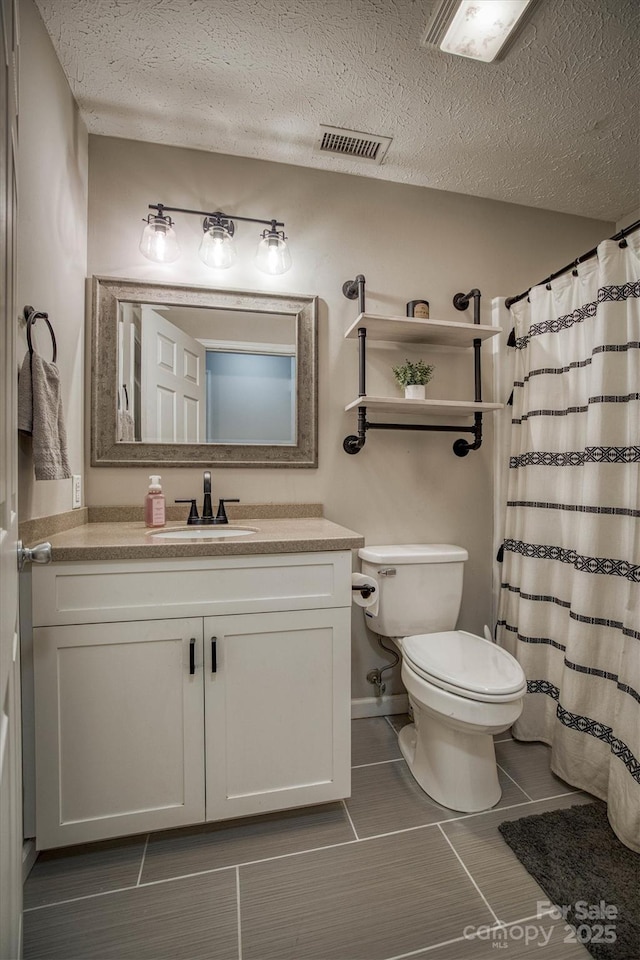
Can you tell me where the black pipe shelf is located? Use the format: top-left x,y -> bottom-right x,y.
341,277 -> 503,457
344,313 -> 500,347
344,397 -> 502,416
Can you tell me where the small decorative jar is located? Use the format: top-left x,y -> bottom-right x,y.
406,300 -> 430,319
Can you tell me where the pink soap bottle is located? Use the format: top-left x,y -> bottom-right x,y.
145,475 -> 166,528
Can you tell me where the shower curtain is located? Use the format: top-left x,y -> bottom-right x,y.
496,233 -> 640,852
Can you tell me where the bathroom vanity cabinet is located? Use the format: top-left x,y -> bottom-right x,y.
31,551 -> 352,849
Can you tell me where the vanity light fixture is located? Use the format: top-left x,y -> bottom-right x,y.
426,0 -> 535,63
139,203 -> 292,274
255,224 -> 292,276
199,214 -> 237,270
139,208 -> 180,263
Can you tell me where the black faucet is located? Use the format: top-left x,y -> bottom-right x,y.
202,470 -> 214,523
175,471 -> 239,525
213,498 -> 240,524
175,498 -> 201,525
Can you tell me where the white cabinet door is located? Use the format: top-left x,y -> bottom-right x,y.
204,608 -> 351,821
33,619 -> 205,849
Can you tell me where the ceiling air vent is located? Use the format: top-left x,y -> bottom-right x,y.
316,125 -> 392,165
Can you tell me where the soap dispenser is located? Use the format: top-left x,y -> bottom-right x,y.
145,475 -> 166,528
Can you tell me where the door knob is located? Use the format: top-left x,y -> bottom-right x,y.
17,540 -> 52,571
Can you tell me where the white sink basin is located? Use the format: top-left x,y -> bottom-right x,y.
151,527 -> 257,540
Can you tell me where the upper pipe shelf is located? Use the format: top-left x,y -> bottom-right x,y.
344,313 -> 501,346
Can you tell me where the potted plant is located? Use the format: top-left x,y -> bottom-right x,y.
392,358 -> 435,399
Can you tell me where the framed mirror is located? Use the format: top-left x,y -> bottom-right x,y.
91,277 -> 317,467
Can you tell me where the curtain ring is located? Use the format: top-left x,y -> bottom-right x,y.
572,259 -> 579,277
545,283 -> 552,291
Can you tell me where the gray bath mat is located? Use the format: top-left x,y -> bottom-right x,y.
498,802 -> 639,960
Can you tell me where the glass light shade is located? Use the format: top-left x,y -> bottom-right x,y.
199,224 -> 237,269
440,0 -> 532,62
139,216 -> 180,263
255,233 -> 292,275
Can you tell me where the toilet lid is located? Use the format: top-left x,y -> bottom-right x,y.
403,631 -> 526,699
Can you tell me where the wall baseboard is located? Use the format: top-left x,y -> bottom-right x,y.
351,694 -> 408,719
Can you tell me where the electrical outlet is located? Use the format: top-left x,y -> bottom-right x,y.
72,474 -> 82,509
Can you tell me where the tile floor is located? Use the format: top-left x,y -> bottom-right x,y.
23,717 -> 593,960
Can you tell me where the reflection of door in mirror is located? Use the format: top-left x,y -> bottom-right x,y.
140,307 -> 206,443
117,301 -> 297,446
117,303 -> 141,441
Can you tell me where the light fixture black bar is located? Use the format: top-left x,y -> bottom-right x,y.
505,218 -> 640,309
148,203 -> 284,229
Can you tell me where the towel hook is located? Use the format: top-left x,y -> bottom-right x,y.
24,306 -> 57,363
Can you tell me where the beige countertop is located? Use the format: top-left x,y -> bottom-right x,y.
31,516 -> 364,562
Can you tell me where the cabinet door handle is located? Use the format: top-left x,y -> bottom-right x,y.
189,638 -> 196,675
211,637 -> 217,673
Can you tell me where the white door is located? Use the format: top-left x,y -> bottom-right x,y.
33,619 -> 206,849
204,609 -> 351,821
0,0 -> 22,953
141,307 -> 206,443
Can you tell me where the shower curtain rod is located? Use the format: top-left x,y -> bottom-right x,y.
505,217 -> 640,309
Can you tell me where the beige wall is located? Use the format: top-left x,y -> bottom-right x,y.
17,0 -> 88,520
617,207 -> 640,231
87,135 -> 612,698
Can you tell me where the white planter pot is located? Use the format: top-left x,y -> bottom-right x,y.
404,384 -> 426,400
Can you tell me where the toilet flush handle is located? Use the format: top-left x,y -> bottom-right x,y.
378,567 -> 396,577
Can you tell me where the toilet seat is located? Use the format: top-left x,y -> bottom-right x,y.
403,630 -> 527,703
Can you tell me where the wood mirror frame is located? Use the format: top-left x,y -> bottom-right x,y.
90,276 -> 317,467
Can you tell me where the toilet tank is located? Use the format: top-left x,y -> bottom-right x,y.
358,544 -> 468,638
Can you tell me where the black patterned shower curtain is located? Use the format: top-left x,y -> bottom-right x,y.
496,235 -> 640,851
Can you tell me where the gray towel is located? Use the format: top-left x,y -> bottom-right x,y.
118,409 -> 135,441
18,351 -> 72,480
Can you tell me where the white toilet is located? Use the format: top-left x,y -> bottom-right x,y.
359,544 -> 526,813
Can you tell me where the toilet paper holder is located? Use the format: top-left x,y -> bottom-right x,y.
352,583 -> 376,599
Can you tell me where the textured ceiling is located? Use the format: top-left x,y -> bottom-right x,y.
35,0 -> 640,221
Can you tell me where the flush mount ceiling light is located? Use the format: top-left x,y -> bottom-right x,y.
423,0 -> 536,63
139,203 -> 292,275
